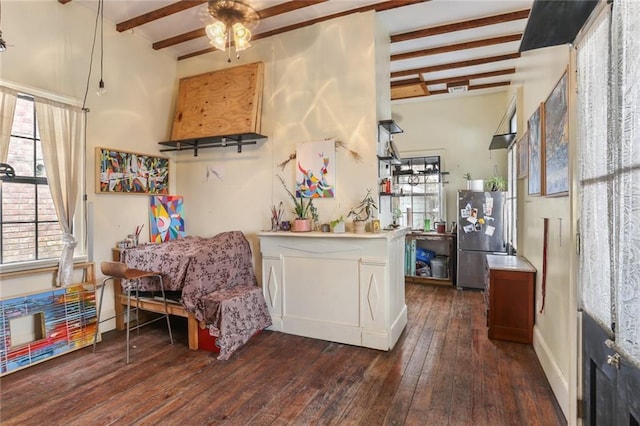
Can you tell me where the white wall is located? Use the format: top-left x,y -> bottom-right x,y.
511,44 -> 573,418
391,91 -> 509,223
1,0 -> 177,324
173,12 -> 384,281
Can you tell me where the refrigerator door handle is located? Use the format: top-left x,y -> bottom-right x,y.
501,194 -> 507,250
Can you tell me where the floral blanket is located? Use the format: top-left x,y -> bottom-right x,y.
120,231 -> 272,359
200,285 -> 271,360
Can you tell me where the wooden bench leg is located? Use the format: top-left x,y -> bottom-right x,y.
187,314 -> 199,350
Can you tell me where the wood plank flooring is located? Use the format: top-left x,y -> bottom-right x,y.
0,284 -> 566,425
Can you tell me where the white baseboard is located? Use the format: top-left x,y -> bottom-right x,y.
533,325 -> 569,419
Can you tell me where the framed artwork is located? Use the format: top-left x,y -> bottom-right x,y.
543,70 -> 569,196
517,130 -> 529,179
149,195 -> 185,242
295,140 -> 335,198
527,104 -> 544,196
96,147 -> 169,194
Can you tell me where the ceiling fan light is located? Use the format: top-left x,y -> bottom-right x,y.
206,21 -> 227,51
204,0 -> 258,60
232,23 -> 251,52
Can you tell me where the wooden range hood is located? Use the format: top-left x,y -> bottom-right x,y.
159,62 -> 267,156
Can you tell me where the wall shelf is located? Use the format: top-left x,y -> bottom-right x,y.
159,133 -> 268,156
378,119 -> 403,135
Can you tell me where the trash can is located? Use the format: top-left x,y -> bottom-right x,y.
430,256 -> 448,278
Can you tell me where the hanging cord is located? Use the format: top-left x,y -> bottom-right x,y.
81,0 -> 102,110
80,0 -> 103,276
100,0 -> 104,83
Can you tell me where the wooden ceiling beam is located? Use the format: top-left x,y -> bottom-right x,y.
430,81 -> 511,95
419,73 -> 429,95
153,0 -> 330,50
394,80 -> 510,100
119,0 -> 329,34
391,33 -> 522,61
390,52 -> 520,78
390,9 -> 530,43
391,68 -> 516,88
117,1 -> 205,32
178,0 -> 427,60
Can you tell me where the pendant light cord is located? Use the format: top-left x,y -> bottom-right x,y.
99,0 -> 104,84
81,0 -> 102,109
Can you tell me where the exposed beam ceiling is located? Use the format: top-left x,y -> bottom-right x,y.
63,0 -> 533,101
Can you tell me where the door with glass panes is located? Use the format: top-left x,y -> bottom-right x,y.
577,2 -> 640,423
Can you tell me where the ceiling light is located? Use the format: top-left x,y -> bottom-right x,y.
447,80 -> 469,94
203,0 -> 259,62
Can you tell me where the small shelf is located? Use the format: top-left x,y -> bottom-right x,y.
159,132 -> 268,156
406,275 -> 452,286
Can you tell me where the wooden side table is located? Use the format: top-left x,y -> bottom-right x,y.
485,254 -> 536,344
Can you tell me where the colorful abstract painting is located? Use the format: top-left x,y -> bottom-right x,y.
149,196 -> 185,242
0,285 -> 96,376
96,147 -> 169,194
295,140 -> 336,198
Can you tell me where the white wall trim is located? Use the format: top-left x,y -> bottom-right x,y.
533,324 -> 569,419
0,79 -> 83,107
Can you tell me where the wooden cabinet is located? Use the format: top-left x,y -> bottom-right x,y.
485,255 -> 536,344
405,232 -> 456,286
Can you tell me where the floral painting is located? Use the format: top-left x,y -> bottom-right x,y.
518,130 -> 529,179
543,71 -> 569,196
528,104 -> 543,196
149,195 -> 185,242
295,140 -> 335,198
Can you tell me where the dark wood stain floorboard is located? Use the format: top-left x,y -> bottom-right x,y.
0,284 -> 566,425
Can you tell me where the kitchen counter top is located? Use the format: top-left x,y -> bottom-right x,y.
258,227 -> 409,240
486,254 -> 536,273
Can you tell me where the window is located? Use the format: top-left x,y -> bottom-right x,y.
1,95 -> 63,264
505,107 -> 518,252
385,156 -> 444,230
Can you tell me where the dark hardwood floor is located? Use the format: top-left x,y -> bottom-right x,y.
0,284 -> 565,425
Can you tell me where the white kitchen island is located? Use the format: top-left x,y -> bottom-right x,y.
258,228 -> 408,351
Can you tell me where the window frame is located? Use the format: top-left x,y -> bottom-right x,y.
0,85 -> 86,274
506,106 -> 518,252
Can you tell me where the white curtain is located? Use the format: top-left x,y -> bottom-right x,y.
578,0 -> 640,364
577,8 -> 612,331
611,0 -> 640,362
35,97 -> 84,287
0,85 -> 18,163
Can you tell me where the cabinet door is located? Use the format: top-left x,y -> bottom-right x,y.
488,269 -> 534,343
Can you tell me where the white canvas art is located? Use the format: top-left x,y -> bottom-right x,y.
295,140 -> 336,198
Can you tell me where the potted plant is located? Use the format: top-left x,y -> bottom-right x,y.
277,175 -> 314,231
330,216 -> 345,233
484,175 -> 507,191
464,172 -> 484,191
348,189 -> 377,233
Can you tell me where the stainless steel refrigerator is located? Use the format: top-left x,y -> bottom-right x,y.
456,190 -> 507,289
